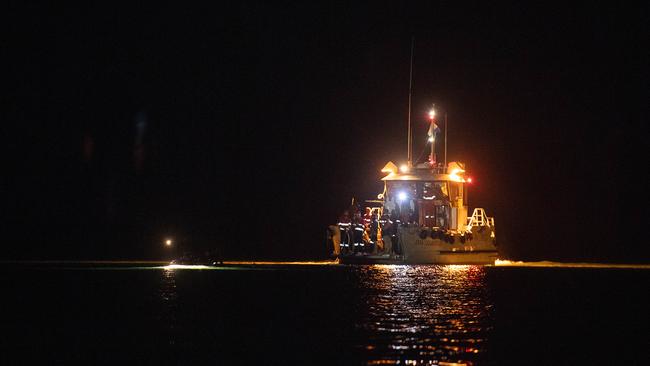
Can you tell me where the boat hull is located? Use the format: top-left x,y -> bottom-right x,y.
338,255 -> 403,265
337,225 -> 498,265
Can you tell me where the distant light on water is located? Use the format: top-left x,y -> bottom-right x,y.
164,264 -> 213,270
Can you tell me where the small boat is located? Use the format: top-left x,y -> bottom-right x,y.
170,251 -> 223,266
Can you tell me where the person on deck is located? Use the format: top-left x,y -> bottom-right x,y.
379,212 -> 391,253
338,210 -> 352,254
369,213 -> 379,253
363,207 -> 372,227
352,215 -> 365,253
389,212 -> 402,255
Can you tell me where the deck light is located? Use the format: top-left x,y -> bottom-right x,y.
428,109 -> 436,120
397,191 -> 408,202
428,137 -> 434,142
399,164 -> 409,173
381,161 -> 398,174
449,168 -> 466,182
165,239 -> 173,246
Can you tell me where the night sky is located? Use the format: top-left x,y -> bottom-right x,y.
4,3 -> 649,262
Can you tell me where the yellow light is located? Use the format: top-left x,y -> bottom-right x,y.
428,109 -> 436,119
399,164 -> 409,173
449,168 -> 466,182
165,239 -> 172,246
381,161 -> 398,174
428,137 -> 434,142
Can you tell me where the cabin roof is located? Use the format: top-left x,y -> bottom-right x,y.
381,171 -> 452,182
380,161 -> 467,182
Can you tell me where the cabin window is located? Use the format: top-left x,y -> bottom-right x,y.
463,185 -> 468,206
449,183 -> 460,202
448,183 -> 455,200
435,205 -> 449,228
420,182 -> 448,200
387,182 -> 417,199
385,182 -> 417,217
422,182 -> 434,198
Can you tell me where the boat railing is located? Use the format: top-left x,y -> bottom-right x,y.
466,208 -> 494,231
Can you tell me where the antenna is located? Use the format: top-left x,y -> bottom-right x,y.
444,112 -> 448,169
407,36 -> 414,167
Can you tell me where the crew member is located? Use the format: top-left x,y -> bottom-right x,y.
390,212 -> 402,255
352,215 -> 365,253
363,207 -> 372,227
338,210 -> 351,254
369,214 -> 379,253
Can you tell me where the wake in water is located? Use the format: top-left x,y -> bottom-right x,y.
493,259 -> 650,269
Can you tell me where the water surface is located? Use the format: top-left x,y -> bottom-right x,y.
1,262 -> 648,365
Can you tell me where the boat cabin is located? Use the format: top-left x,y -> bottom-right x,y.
380,161 -> 469,232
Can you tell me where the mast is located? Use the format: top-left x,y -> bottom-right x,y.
428,106 -> 436,165
444,112 -> 448,169
429,119 -> 436,165
407,37 -> 414,167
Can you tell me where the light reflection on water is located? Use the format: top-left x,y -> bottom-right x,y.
4,261 -> 649,364
356,265 -> 491,365
161,267 -> 178,302
159,268 -> 178,348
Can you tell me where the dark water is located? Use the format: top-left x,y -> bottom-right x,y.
1,263 -> 649,365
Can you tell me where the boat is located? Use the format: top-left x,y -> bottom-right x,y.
327,158 -> 498,265
326,42 -> 497,265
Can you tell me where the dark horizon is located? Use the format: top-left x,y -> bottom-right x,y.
4,3 -> 649,263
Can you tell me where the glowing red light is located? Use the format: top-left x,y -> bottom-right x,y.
467,177 -> 473,183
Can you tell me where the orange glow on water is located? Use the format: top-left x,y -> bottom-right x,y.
222,260 -> 338,266
164,264 -> 214,270
494,259 -> 650,269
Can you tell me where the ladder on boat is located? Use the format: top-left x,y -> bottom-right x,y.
466,208 -> 494,231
